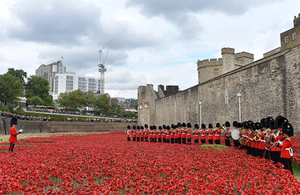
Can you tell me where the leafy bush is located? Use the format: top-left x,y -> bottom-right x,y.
14,107 -> 26,115
0,105 -> 10,112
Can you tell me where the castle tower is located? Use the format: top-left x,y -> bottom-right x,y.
281,14 -> 300,51
221,47 -> 235,74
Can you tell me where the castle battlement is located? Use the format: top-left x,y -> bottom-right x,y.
235,52 -> 254,59
197,58 -> 223,68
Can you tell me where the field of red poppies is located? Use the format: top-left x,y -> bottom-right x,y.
0,131 -> 300,195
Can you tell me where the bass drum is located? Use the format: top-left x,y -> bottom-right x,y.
231,129 -> 240,140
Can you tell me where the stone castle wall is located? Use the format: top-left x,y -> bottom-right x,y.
0,116 -> 128,135
138,45 -> 300,136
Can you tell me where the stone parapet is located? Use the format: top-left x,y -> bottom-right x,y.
197,58 -> 223,69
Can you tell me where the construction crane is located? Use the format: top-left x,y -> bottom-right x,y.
98,39 -> 113,94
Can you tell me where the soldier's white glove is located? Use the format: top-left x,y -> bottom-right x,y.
19,129 -> 23,133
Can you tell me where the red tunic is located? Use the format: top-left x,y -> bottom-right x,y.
182,130 -> 187,138
170,131 -> 175,139
166,131 -> 170,139
279,138 -> 292,158
158,131 -> 162,138
214,130 -> 221,141
127,129 -> 131,137
193,131 -> 199,140
208,131 -> 214,140
177,129 -> 182,138
274,134 -> 284,152
258,133 -> 265,150
187,129 -> 192,139
200,130 -> 206,140
9,127 -> 19,143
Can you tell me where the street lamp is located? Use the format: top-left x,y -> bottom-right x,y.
199,102 -> 202,124
237,93 -> 241,122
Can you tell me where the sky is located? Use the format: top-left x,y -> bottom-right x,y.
0,0 -> 299,99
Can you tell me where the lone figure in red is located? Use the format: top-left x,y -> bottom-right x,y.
9,117 -> 22,152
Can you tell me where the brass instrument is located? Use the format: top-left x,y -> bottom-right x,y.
220,126 -> 226,135
254,132 -> 261,141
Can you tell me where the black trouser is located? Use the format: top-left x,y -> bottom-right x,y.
274,151 -> 282,165
154,138 -> 157,143
166,139 -> 170,143
208,140 -> 213,144
158,138 -> 162,142
182,138 -> 186,144
175,138 -> 177,143
171,138 -> 174,143
127,137 -> 130,141
187,139 -> 191,144
246,146 -> 251,155
234,140 -> 240,148
163,138 -> 166,143
141,137 -> 144,141
194,139 -> 199,144
133,137 -> 136,141
178,138 -> 181,144
145,137 -> 148,142
9,142 -> 15,152
215,140 -> 220,145
201,139 -> 205,144
282,158 -> 293,174
225,139 -> 230,146
137,137 -> 140,142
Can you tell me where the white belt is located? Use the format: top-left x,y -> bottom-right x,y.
215,135 -> 220,136
282,148 -> 291,150
260,140 -> 265,142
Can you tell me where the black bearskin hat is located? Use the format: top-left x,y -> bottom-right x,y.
159,126 -> 162,130
137,126 -> 140,130
232,121 -> 238,128
153,125 -> 157,130
275,116 -> 288,129
182,123 -> 186,128
141,126 -> 144,130
194,124 -> 199,129
11,117 -> 17,127
201,123 -> 206,129
133,125 -> 136,130
255,122 -> 261,130
282,122 -> 294,137
208,123 -> 213,129
177,123 -> 182,128
187,123 -> 192,128
265,117 -> 273,128
163,125 -> 166,129
216,123 -> 221,128
167,125 -> 170,130
171,124 -> 175,129
269,120 -> 275,130
127,125 -> 131,129
260,118 -> 266,128
145,124 -> 148,128
225,121 -> 230,127
243,121 -> 250,129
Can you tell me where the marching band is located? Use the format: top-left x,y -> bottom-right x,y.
126,115 -> 294,174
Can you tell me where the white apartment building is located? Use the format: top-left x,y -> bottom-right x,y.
52,72 -> 101,100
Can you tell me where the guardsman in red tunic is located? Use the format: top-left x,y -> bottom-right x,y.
186,123 -> 192,145
254,122 -> 262,157
272,116 -> 288,164
279,121 -> 293,174
181,123 -> 187,144
177,123 -> 182,144
262,117 -> 273,159
144,124 -> 149,142
140,126 -> 144,141
9,117 -> 21,152
136,126 -> 140,142
193,124 -> 199,144
158,126 -> 162,143
208,123 -> 214,144
174,125 -> 178,143
200,123 -> 206,144
162,125 -> 166,143
154,125 -> 158,143
170,124 -> 175,144
132,125 -> 136,141
126,125 -> 131,141
166,126 -> 171,143
224,121 -> 231,147
214,123 -> 221,145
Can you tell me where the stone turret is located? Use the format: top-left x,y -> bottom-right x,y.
221,48 -> 235,74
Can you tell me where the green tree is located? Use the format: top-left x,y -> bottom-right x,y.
25,75 -> 53,106
56,89 -> 85,109
6,68 -> 27,87
0,74 -> 23,105
133,100 -> 138,110
94,94 -> 110,113
28,96 -> 44,108
85,91 -> 96,109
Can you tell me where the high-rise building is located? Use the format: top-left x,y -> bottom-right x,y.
35,60 -> 66,94
52,72 -> 101,100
